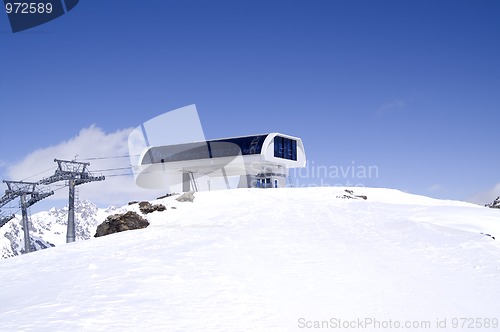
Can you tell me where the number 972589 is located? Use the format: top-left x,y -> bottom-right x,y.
5,2 -> 53,14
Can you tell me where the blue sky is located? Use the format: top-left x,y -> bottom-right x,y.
1,0 -> 499,212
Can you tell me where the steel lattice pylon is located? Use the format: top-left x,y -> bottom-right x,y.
0,187 -> 16,228
1,181 -> 54,253
0,213 -> 14,228
39,159 -> 105,243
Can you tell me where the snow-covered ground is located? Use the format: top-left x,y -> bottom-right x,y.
0,187 -> 499,331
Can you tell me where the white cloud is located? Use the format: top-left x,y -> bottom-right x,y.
4,125 -> 166,208
428,184 -> 443,192
468,183 -> 500,206
375,99 -> 407,115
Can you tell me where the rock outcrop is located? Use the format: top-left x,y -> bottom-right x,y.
486,197 -> 500,209
138,201 -> 166,214
336,189 -> 367,200
156,193 -> 177,200
176,191 -> 195,202
94,211 -> 149,238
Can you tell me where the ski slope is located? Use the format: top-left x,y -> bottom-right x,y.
0,187 -> 499,331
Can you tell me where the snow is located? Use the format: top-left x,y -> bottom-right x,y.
0,187 -> 499,331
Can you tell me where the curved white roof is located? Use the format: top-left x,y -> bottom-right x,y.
134,133 -> 306,189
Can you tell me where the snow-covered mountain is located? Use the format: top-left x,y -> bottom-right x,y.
486,196 -> 500,209
0,200 -> 125,259
0,187 -> 499,331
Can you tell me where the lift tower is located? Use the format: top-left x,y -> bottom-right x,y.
39,159 -> 105,243
1,181 -> 53,253
0,190 -> 16,228
0,213 -> 14,228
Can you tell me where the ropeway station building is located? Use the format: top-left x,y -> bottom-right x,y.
134,133 -> 306,192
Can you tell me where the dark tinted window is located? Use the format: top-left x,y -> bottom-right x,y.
210,135 -> 267,157
142,142 -> 210,164
274,136 -> 297,161
142,135 -> 269,164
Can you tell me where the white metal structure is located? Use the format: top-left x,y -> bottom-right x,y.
134,133 -> 306,192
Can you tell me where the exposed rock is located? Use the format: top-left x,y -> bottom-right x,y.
157,193 -> 177,200
485,197 -> 500,209
138,201 -> 152,212
481,232 -> 496,240
94,211 -> 149,238
176,191 -> 195,202
337,189 -> 367,200
138,201 -> 167,214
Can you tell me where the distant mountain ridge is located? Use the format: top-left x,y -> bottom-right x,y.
486,197 -> 500,209
0,200 -> 125,259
